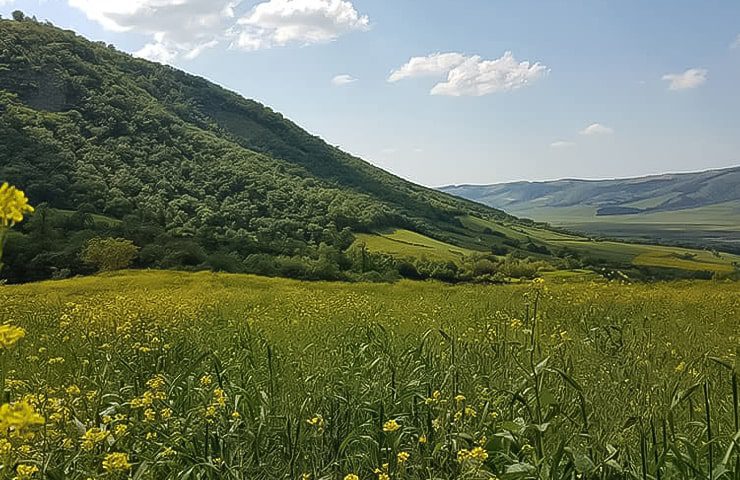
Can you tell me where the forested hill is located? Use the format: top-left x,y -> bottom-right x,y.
0,16 -> 531,282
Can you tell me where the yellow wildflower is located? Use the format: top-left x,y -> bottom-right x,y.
382,419 -> 400,432
146,374 -> 166,391
470,446 -> 488,461
158,447 -> 176,458
102,452 -> 131,473
0,183 -> 34,227
200,375 -> 213,387
0,324 -> 25,349
307,415 -> 324,431
213,387 -> 226,407
15,464 -> 39,479
81,427 -> 108,451
344,475 -> 359,480
458,446 -> 488,463
65,385 -> 81,396
0,401 -> 44,431
397,451 -> 410,464
418,434 -> 427,444
144,408 -> 156,422
113,424 -> 128,437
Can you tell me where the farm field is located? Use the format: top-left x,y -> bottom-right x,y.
353,229 -> 480,262
1,270 -> 738,479
357,218 -> 740,277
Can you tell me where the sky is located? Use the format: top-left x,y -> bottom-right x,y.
2,0 -> 740,186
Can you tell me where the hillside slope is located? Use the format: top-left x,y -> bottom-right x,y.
1,17 -> 737,283
441,167 -> 740,252
0,17 -> 553,282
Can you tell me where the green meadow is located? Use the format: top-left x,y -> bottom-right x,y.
1,270 -> 738,479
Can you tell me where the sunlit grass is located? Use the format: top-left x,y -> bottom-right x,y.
1,270 -> 738,478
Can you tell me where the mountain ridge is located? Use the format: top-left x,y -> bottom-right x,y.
440,166 -> 740,252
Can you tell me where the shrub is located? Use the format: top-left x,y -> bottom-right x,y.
81,237 -> 139,272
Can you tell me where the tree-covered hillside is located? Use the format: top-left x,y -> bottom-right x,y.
0,16 -> 550,282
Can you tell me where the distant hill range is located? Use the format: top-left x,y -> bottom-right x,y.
440,167 -> 740,253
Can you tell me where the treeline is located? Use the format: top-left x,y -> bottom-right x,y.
2,205 -> 564,283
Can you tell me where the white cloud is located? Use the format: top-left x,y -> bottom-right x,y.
731,34 -> 740,49
331,74 -> 357,86
233,0 -> 369,51
579,123 -> 614,136
550,141 -> 575,148
387,52 -> 467,83
67,0 -> 239,63
662,68 -> 707,91
388,51 -> 548,97
65,0 -> 369,63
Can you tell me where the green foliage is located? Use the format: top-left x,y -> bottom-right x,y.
2,270 -> 738,478
81,237 -> 139,272
0,18 -> 521,283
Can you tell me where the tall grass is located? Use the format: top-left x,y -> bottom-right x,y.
0,271 -> 738,479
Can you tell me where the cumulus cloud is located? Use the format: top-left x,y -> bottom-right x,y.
65,0 -> 369,63
662,68 -> 707,91
233,0 -> 369,51
331,74 -> 357,86
387,52 -> 467,83
550,141 -> 575,148
388,51 -> 547,97
579,123 -> 614,136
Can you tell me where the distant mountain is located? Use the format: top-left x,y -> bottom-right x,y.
440,167 -> 740,252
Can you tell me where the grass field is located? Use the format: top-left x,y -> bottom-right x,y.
409,216 -> 740,275
498,203 -> 740,254
1,270 -> 738,479
353,229 -> 480,262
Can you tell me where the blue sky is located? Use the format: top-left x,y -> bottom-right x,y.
3,0 -> 740,186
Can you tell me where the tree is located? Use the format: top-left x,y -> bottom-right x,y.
12,10 -> 25,22
81,237 -> 139,272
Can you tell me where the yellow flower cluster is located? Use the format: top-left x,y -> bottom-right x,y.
15,464 -> 39,479
374,463 -> 389,480
0,324 -> 26,349
457,446 -> 489,463
81,427 -> 108,451
102,452 -> 131,472
0,401 -> 44,432
382,419 -> 400,432
0,183 -> 34,227
306,414 -> 325,432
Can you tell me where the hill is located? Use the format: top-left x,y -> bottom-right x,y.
0,17 -> 529,283
440,166 -> 740,253
1,17 -> 738,283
